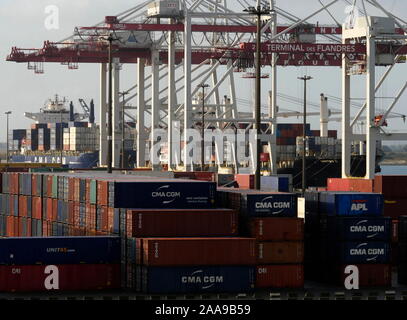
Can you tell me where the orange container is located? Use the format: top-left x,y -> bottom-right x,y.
257,241 -> 304,264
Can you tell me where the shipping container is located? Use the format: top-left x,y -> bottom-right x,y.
374,175 -> 407,198
322,217 -> 392,241
0,264 -> 120,292
383,198 -> 407,219
261,175 -> 292,192
257,242 -> 304,264
250,218 -> 304,241
141,238 -> 256,266
234,174 -> 254,189
327,178 -> 374,193
141,266 -> 255,293
325,264 -> 391,287
255,265 -> 304,288
218,189 -> 297,217
109,180 -> 216,209
324,241 -> 391,264
127,209 -> 238,237
319,192 -> 383,216
0,237 -> 120,265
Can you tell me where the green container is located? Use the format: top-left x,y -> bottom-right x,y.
52,176 -> 59,199
90,180 -> 97,204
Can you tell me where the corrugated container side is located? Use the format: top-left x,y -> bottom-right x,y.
142,238 -> 256,266
322,217 -> 392,241
319,192 -> 384,216
257,241 -> 304,264
255,265 -> 304,288
0,264 -> 120,292
374,175 -> 407,198
142,266 -> 255,293
0,237 -> 120,265
128,209 -> 238,237
250,218 -> 304,241
327,264 -> 391,287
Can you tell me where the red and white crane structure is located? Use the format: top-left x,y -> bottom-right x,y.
6,0 -> 407,178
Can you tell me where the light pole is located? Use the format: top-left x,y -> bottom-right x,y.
119,90 -> 130,169
101,34 -> 119,174
5,111 -> 12,164
298,75 -> 313,196
197,84 -> 210,171
244,5 -> 272,190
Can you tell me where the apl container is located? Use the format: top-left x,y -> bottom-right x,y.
0,236 -> 120,265
322,217 -> 392,241
127,209 -> 238,237
108,180 -> 216,209
141,238 -> 256,266
319,192 -> 383,216
326,241 -> 391,264
0,264 -> 120,292
141,266 -> 255,293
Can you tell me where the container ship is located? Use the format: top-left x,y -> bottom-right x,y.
9,95 -> 100,169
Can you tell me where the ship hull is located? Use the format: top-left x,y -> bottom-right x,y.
10,152 -> 99,169
277,156 -> 381,188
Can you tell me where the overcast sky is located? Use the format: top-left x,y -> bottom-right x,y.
0,0 -> 406,143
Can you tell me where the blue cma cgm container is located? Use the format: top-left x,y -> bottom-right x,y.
108,181 -> 216,209
327,241 -> 391,264
141,266 -> 255,293
319,192 -> 383,216
323,217 -> 392,241
242,193 -> 297,217
0,237 -> 120,265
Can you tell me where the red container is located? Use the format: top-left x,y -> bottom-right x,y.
19,196 -> 28,217
328,130 -> 337,138
375,175 -> 407,198
257,241 -> 304,264
383,198 -> 407,219
127,209 -> 238,237
6,216 -> 14,237
392,219 -> 399,243
45,198 -> 53,221
327,178 -> 374,192
335,264 -> 391,287
32,197 -> 42,220
52,199 -> 58,221
68,177 -> 75,201
9,195 -> 16,217
0,264 -> 120,292
142,238 -> 256,266
256,265 -> 304,288
97,181 -> 109,206
46,176 -> 53,198
250,218 -> 304,241
174,172 -> 216,182
74,178 -> 80,202
68,202 -> 74,225
235,174 -> 254,189
260,153 -> 270,162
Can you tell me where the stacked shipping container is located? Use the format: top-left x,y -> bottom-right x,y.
216,188 -> 303,288
305,191 -> 392,287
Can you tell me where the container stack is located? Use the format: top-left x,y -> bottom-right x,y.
305,191 -> 392,288
0,237 -> 121,292
397,216 -> 407,285
328,176 -> 407,267
217,188 -> 304,289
